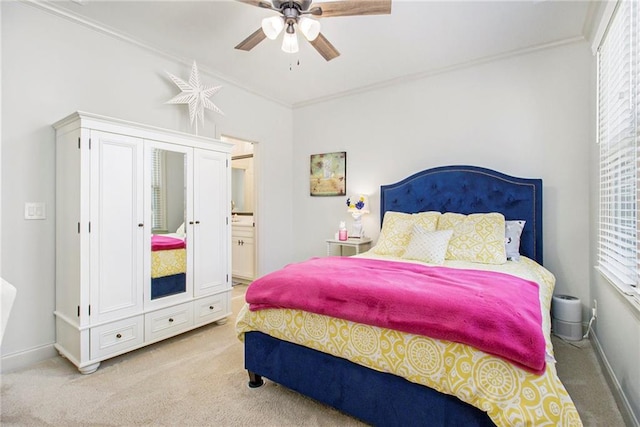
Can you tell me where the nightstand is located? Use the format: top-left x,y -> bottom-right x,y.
326,237 -> 373,256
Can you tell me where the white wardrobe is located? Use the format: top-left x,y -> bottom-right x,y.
53,112 -> 232,374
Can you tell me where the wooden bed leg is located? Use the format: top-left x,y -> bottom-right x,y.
247,371 -> 264,388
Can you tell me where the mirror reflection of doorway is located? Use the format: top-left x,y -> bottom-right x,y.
222,135 -> 257,286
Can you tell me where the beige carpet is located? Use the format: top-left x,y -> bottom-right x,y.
0,284 -> 626,426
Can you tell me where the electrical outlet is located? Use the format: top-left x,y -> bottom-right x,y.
593,299 -> 598,318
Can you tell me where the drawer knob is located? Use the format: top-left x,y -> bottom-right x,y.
168,318 -> 174,323
116,333 -> 122,339
209,305 -> 215,310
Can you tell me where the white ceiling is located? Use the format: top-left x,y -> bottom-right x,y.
44,0 -> 598,107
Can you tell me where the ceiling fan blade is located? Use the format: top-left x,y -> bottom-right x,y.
311,0 -> 391,18
236,0 -> 273,9
235,28 -> 267,51
309,33 -> 340,61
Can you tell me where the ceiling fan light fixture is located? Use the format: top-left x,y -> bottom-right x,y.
298,16 -> 320,41
281,31 -> 299,53
261,16 -> 284,40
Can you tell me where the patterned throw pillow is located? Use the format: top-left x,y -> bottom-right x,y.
402,227 -> 454,264
437,212 -> 507,264
413,211 -> 441,231
505,220 -> 526,261
373,211 -> 441,257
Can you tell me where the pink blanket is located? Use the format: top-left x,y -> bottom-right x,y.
246,257 -> 546,374
151,235 -> 185,251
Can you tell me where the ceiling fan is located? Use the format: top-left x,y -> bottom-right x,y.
234,0 -> 391,61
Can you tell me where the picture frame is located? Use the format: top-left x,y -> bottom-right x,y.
310,151 -> 346,196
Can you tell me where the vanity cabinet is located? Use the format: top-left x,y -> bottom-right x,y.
53,112 -> 232,374
232,223 -> 255,282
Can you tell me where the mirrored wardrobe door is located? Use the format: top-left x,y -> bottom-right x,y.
144,141 -> 193,308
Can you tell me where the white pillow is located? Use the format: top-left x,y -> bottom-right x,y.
505,220 -> 526,261
176,222 -> 186,236
402,227 -> 453,265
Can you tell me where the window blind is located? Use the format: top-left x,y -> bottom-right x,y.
598,0 -> 639,296
151,149 -> 167,232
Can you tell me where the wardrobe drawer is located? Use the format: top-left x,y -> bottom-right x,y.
145,302 -> 194,342
194,293 -> 229,326
90,315 -> 144,360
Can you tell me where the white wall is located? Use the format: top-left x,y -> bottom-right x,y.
0,2 -> 294,369
292,41 -> 593,305
591,278 -> 640,424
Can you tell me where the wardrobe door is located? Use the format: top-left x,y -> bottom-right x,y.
89,130 -> 144,323
192,148 -> 230,296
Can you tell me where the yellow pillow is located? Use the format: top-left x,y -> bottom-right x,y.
374,211 -> 440,257
413,211 -> 441,231
437,212 -> 507,264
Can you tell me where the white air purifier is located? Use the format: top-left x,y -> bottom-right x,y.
551,295 -> 582,341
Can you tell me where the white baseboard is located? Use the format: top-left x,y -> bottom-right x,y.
1,343 -> 57,373
591,331 -> 640,427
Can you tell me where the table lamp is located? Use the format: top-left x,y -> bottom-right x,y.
346,195 -> 369,238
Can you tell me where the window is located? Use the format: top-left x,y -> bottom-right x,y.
151,148 -> 167,232
597,0 -> 639,298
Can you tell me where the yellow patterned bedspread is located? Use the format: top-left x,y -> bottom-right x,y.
235,256 -> 582,427
151,248 -> 186,278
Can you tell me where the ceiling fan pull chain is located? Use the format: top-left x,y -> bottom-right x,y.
289,59 -> 301,71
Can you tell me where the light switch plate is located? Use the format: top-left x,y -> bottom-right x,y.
24,202 -> 46,220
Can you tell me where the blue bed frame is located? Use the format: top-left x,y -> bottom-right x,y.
244,165 -> 543,426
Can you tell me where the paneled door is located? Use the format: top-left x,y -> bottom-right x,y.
89,130 -> 144,323
192,149 -> 230,296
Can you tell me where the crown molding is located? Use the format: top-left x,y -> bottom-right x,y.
19,0 -> 291,109
293,35 -> 587,109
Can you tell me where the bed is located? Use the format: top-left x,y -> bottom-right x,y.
151,234 -> 186,299
235,165 -> 581,426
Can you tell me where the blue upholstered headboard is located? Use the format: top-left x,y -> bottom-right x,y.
380,165 -> 543,265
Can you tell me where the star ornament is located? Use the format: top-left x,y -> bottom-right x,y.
165,61 -> 224,135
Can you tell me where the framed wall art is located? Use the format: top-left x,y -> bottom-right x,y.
310,151 -> 346,196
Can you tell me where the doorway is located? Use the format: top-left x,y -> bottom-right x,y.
221,135 -> 257,285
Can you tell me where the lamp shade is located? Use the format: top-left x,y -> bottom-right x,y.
262,16 -> 284,40
298,16 -> 321,41
346,195 -> 370,214
281,31 -> 299,53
